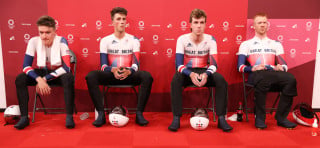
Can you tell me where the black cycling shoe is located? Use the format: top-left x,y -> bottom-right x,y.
168,116 -> 180,132
217,116 -> 233,132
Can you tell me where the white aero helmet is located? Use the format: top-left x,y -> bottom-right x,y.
109,106 -> 129,127
4,105 -> 21,125
190,108 -> 210,130
292,103 -> 319,126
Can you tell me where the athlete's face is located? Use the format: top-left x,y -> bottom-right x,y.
38,26 -> 56,47
253,16 -> 268,35
112,13 -> 127,33
190,17 -> 206,36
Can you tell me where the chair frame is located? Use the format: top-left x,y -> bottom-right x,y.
102,85 -> 139,113
32,49 -> 78,122
183,85 -> 216,122
242,72 -> 280,122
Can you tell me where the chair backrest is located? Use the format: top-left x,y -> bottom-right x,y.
68,49 -> 77,79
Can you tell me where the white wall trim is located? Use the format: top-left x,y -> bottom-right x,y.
312,18 -> 320,109
0,32 -> 7,108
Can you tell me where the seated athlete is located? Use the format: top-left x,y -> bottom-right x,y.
237,12 -> 297,129
14,15 -> 75,129
86,7 -> 153,127
168,9 -> 233,132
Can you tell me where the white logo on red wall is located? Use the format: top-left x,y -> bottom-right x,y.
8,19 -> 15,29
24,34 -> 30,43
236,35 -> 242,44
126,23 -> 130,28
96,20 -> 102,30
139,37 -> 144,42
97,37 -> 101,42
277,35 -> 284,42
222,37 -> 228,42
138,21 -> 144,30
152,50 -> 158,55
166,48 -> 173,57
82,48 -> 89,57
306,21 -> 312,31
82,23 -> 87,28
222,21 -> 229,31
9,36 -> 15,41
55,20 -> 59,29
167,24 -> 172,28
209,24 -> 214,29
292,24 -> 297,29
67,34 -> 74,44
153,35 -> 159,44
290,48 -> 296,58
305,37 -> 310,43
180,21 -> 187,31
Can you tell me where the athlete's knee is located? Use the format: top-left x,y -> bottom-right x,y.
61,73 -> 74,86
285,73 -> 296,86
15,73 -> 27,87
255,79 -> 270,92
85,71 -> 98,81
171,72 -> 184,86
213,73 -> 228,86
140,71 -> 153,83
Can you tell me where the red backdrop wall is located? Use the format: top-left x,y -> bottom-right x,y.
0,0 -> 319,112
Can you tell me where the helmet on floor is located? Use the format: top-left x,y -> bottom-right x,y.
190,108 -> 209,130
109,105 -> 129,127
292,103 -> 319,126
4,105 -> 21,125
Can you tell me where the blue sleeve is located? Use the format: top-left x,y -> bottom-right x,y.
22,54 -> 38,79
237,54 -> 252,73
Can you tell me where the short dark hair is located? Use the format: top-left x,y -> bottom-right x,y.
36,15 -> 56,29
110,7 -> 128,20
253,12 -> 268,20
189,9 -> 207,23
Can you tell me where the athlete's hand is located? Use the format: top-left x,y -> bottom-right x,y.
190,72 -> 201,87
198,73 -> 208,87
111,67 -> 122,79
274,64 -> 284,71
119,69 -> 131,80
36,77 -> 51,96
252,64 -> 266,72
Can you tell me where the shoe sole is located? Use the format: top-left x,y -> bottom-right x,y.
135,121 -> 149,126
92,121 -> 106,127
168,127 -> 178,132
277,124 -> 296,129
14,123 -> 30,130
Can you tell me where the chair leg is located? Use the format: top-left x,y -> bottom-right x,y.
32,93 -> 38,123
132,86 -> 139,112
243,89 -> 249,122
270,93 -> 281,115
105,86 -> 109,113
132,86 -> 139,100
73,104 -> 77,114
38,95 -> 47,114
211,87 -> 216,122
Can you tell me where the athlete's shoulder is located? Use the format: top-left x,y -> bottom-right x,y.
126,33 -> 140,41
241,37 -> 256,46
59,36 -> 68,45
29,36 -> 39,42
27,36 -> 40,45
204,34 -> 216,42
177,33 -> 189,41
270,38 -> 282,44
101,34 -> 114,43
